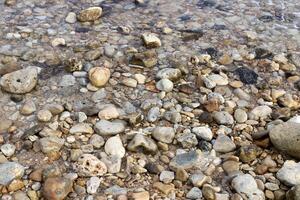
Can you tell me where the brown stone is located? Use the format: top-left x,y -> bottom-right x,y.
204,99 -> 220,112
8,179 -> 24,192
131,191 -> 150,200
43,177 -> 73,200
255,164 -> 269,175
29,168 -> 43,182
153,182 -> 174,195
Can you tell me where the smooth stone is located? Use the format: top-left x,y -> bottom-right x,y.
69,123 -> 94,134
156,68 -> 182,81
20,100 -> 36,115
104,135 -> 125,158
207,74 -> 228,85
94,120 -> 126,136
0,144 -> 16,157
77,7 -> 102,22
0,162 -> 25,185
142,33 -> 161,48
152,126 -> 175,144
37,109 -> 52,122
43,177 -> 73,200
286,185 -> 300,200
59,75 -> 76,87
0,66 -> 38,94
249,106 -> 272,120
127,133 -> 157,154
213,111 -> 234,125
213,134 -> 236,153
186,187 -> 203,199
65,12 -> 77,23
122,78 -> 138,88
156,78 -> 173,92
76,154 -> 107,177
190,172 -> 207,187
169,150 -> 202,170
192,126 -> 213,141
88,67 -> 110,87
159,170 -> 175,183
238,145 -> 260,163
98,105 -> 119,120
277,160 -> 300,186
234,109 -> 248,123
87,176 -> 101,194
39,136 -> 65,154
101,155 -> 121,173
269,122 -> 300,159
89,134 -> 105,148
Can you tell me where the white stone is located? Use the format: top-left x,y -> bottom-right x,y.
104,135 -> 125,158
87,176 -> 101,194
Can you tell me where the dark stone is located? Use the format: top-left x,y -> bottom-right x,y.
234,67 -> 258,84
295,80 -> 300,91
212,24 -> 227,30
286,185 -> 300,200
144,162 -> 161,174
180,15 -> 192,21
75,27 -> 91,33
199,112 -> 213,123
255,48 -> 273,59
10,94 -> 23,103
259,15 -> 273,22
204,47 -> 219,58
198,140 -> 212,152
21,124 -> 44,139
197,0 -> 216,8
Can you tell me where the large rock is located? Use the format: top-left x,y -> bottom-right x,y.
286,185 -> 300,200
43,177 -> 73,200
0,66 -> 38,94
269,122 -> 300,159
94,120 -> 126,136
0,162 -> 25,185
232,174 -> 265,200
104,135 -> 125,158
277,160 -> 300,186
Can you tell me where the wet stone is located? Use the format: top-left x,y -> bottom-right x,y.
77,7 -> 102,22
234,67 -> 258,85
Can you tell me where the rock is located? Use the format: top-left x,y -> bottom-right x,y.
122,78 -> 138,88
152,126 -> 175,144
37,109 -> 53,122
59,75 -> 76,87
98,105 -> 120,120
213,134 -> 236,153
186,187 -> 203,199
249,106 -> 272,120
207,74 -> 228,86
232,174 -> 265,200
238,145 -> 260,163
77,7 -> 102,22
145,162 -> 163,174
44,103 -> 64,115
69,123 -> 94,134
192,126 -> 213,141
1,144 -> 16,157
234,109 -> 248,123
12,191 -> 30,200
153,182 -> 174,195
213,111 -> 234,125
94,120 -> 126,136
20,100 -> 36,115
222,161 -> 239,174
88,67 -> 110,87
156,78 -> 173,92
202,184 -> 216,200
43,177 -> 73,200
178,132 -> 198,148
169,150 -> 202,170
164,111 -> 182,123
131,191 -> 150,200
269,122 -> 300,159
130,50 -> 158,68
101,155 -> 121,173
105,185 -> 127,197
105,135 -> 125,158
0,162 -> 25,185
76,154 -> 107,177
235,67 -> 258,84
156,68 -> 182,81
89,134 -> 105,148
160,170 -> 175,183
51,38 -> 65,47
286,185 -> 300,200
0,118 -> 12,133
142,33 -> 161,48
0,66 -> 38,94
127,133 -> 157,154
87,176 -> 101,194
277,160 -> 300,186
176,167 -> 189,182
65,12 -> 77,23
92,88 -> 107,102
134,74 -> 146,84
147,107 -> 160,122
39,136 -> 65,154
190,172 -> 207,187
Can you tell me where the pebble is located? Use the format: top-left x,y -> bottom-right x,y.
77,7 -> 102,22
142,33 -> 161,48
213,111 -> 234,125
234,109 -> 248,123
277,160 -> 300,186
152,126 -> 175,144
286,185 -> 300,200
186,187 -> 203,199
269,122 -> 300,159
20,100 -> 36,115
0,66 -> 38,94
207,74 -> 228,86
192,126 -> 213,141
160,170 -> 175,183
127,133 -> 158,154
37,109 -> 52,122
105,135 -> 125,158
69,123 -> 94,134
87,176 -> 101,194
249,105 -> 272,120
156,78 -> 173,92
98,105 -> 120,120
169,150 -> 202,170
94,120 -> 126,136
43,177 -> 73,200
156,68 -> 182,81
177,132 -> 198,148
213,134 -> 236,153
122,78 -> 138,88
65,12 -> 77,23
235,67 -> 258,84
39,136 -> 65,154
153,182 -> 174,195
0,143 -> 16,157
76,154 -> 107,177
131,191 -> 150,200
89,134 -> 105,148
0,162 -> 25,185
59,75 -> 76,87
190,172 -> 207,187
88,67 -> 111,87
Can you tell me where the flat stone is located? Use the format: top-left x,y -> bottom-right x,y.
69,123 -> 94,134
277,160 -> 300,186
0,66 -> 38,94
0,162 -> 25,185
152,126 -> 175,144
94,120 -> 126,136
39,136 -> 65,154
213,111 -> 234,125
192,126 -> 213,141
127,133 -> 157,154
104,135 -> 125,158
213,134 -> 236,153
169,150 -> 203,170
105,185 -> 127,197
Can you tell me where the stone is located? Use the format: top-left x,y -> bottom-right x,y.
51,38 -> 65,47
142,33 -> 161,48
88,67 -> 110,87
156,78 -> 173,92
89,134 -> 105,148
207,74 -> 228,86
286,185 -> 300,200
177,132 -> 198,148
76,154 -> 107,177
134,74 -> 146,84
249,106 -> 272,120
190,172 -> 207,187
152,126 -> 175,144
153,182 -> 174,195
105,185 -> 127,197
160,170 -> 175,183
222,161 -> 239,174
0,162 -> 25,185
277,160 -> 300,186
20,100 -> 36,115
101,155 -> 122,173
232,174 -> 265,200
127,133 -> 157,154
238,145 -> 260,163
105,135 -> 125,158
164,111 -> 182,123
0,66 -> 38,94
269,122 -> 300,159
169,150 -> 202,170
213,111 -> 234,125
39,136 -> 65,154
37,109 -> 52,122
69,123 -> 94,134
1,144 -> 16,157
213,134 -> 236,153
186,187 -> 203,199
234,67 -> 258,85
156,68 -> 182,81
12,191 -> 30,200
176,167 -> 189,182
43,177 -> 73,200
94,120 -> 126,136
8,179 -> 25,192
131,191 -> 150,200
122,78 -> 138,88
65,12 -> 77,23
98,105 -> 119,120
192,126 -> 213,141
234,109 -> 248,123
130,50 -> 158,68
59,75 -> 76,87
77,7 -> 102,22
265,183 -> 279,191
147,107 -> 160,122
0,118 -> 12,133
87,176 -> 101,194
202,184 -> 216,200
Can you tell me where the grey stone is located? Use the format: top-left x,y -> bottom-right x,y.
94,120 -> 126,136
105,185 -> 127,197
213,134 -> 236,153
186,187 -> 203,199
177,132 -> 198,148
0,162 -> 25,185
127,133 -> 157,154
87,176 -> 101,194
213,111 -> 234,125
59,75 -> 76,87
277,160 -> 300,186
152,126 -> 175,144
39,136 -> 65,154
0,144 -> 16,157
156,78 -> 173,92
159,170 -> 175,183
192,126 -> 213,141
169,150 -> 203,170
104,135 -> 125,158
